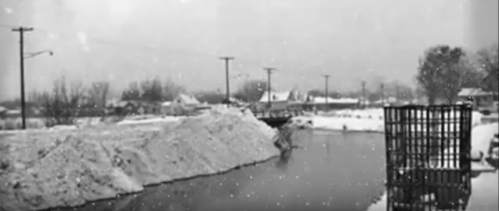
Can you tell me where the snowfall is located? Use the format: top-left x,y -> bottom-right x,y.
291,109 -> 497,160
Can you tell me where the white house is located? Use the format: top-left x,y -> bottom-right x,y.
259,91 -> 292,103
458,88 -> 497,109
162,94 -> 200,115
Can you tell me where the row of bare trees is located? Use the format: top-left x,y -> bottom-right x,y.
27,76 -> 269,126
27,77 -> 111,125
416,44 -> 498,105
120,77 -> 186,102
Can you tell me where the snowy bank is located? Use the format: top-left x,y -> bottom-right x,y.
0,107 -> 279,211
116,116 -> 182,125
292,108 -> 483,132
291,110 -> 495,164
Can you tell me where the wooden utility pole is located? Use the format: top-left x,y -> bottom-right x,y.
264,67 -> 276,109
380,83 -> 385,105
12,27 -> 33,130
362,81 -> 366,108
323,75 -> 330,111
395,84 -> 400,104
219,57 -> 234,106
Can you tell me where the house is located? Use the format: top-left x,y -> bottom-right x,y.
162,94 -> 200,116
259,91 -> 293,110
160,101 -> 174,115
458,88 -> 498,109
112,101 -> 137,116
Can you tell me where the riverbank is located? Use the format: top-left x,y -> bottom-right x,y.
292,109 -> 498,169
294,108 -> 485,132
0,107 -> 280,211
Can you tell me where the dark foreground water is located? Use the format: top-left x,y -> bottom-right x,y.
56,131 -> 388,211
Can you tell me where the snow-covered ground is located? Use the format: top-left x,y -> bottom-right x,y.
116,116 -> 182,125
292,108 -> 484,132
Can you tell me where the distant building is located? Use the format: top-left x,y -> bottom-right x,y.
259,91 -> 294,110
162,94 -> 200,116
112,101 -> 137,116
458,88 -> 498,109
305,96 -> 360,110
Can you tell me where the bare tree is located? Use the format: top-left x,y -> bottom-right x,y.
386,81 -> 414,102
121,81 -> 141,101
87,81 -> 110,108
234,79 -> 268,102
41,76 -> 85,125
140,77 -> 163,102
162,78 -> 185,101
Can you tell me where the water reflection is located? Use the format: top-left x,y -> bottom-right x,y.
52,130 -> 387,211
275,149 -> 292,172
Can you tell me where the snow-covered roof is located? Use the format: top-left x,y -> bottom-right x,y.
161,101 -> 172,106
175,94 -> 200,104
259,91 -> 291,102
5,109 -> 21,115
458,88 -> 495,97
0,106 -> 6,113
310,97 -> 359,104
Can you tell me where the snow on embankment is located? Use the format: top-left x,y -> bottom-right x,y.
0,107 -> 279,211
116,116 -> 182,125
292,108 -> 483,132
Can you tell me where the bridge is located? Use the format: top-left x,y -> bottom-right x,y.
252,109 -> 304,127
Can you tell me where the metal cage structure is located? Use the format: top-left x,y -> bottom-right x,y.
384,105 -> 473,211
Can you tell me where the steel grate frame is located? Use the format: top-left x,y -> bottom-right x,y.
384,105 -> 473,211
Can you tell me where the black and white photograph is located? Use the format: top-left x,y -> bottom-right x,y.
0,0 -> 498,210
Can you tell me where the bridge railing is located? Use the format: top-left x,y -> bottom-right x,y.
251,109 -> 304,119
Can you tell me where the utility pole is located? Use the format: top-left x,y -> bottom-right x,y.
395,84 -> 400,105
264,67 -> 276,109
12,26 -> 33,130
219,56 -> 234,106
362,81 -> 366,108
323,75 -> 330,111
380,83 -> 385,105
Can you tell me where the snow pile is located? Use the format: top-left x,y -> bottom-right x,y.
116,116 -> 181,125
0,108 -> 279,211
471,123 -> 498,157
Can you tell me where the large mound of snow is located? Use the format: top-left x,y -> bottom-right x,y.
0,108 -> 279,211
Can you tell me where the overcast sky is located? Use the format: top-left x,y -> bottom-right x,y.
0,0 -> 497,100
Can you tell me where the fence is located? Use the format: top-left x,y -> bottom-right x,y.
383,105 -> 473,211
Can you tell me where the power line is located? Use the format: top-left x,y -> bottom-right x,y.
1,22 -> 330,81
323,74 -> 330,111
380,82 -> 385,104
362,80 -> 366,108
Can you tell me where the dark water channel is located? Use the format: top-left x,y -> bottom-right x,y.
56,130 -> 387,211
